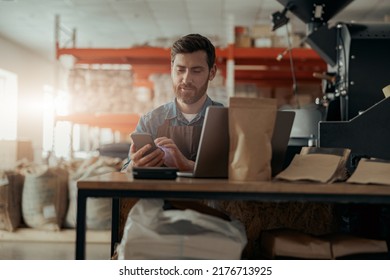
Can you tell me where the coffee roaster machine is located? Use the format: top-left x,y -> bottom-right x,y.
275,0 -> 390,171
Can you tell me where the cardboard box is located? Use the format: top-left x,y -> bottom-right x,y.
0,140 -> 34,170
235,35 -> 252,48
251,24 -> 274,38
272,35 -> 288,47
260,229 -> 388,259
272,35 -> 302,48
235,26 -> 249,36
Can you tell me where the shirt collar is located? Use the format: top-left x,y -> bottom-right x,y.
166,95 -> 213,122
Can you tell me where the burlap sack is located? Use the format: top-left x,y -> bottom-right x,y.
0,171 -> 24,231
228,97 -> 277,181
65,156 -> 122,230
21,165 -> 68,231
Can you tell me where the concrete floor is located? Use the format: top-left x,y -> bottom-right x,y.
0,228 -> 111,260
0,241 -> 111,260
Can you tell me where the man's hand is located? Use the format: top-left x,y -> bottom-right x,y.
155,137 -> 195,171
129,143 -> 165,167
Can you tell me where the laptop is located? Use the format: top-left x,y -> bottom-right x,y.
177,107 -> 295,178
177,106 -> 229,178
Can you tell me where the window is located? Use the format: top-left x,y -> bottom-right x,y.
0,69 -> 18,140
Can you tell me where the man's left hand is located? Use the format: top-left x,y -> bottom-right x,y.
155,137 -> 194,171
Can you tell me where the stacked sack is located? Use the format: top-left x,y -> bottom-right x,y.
64,156 -> 122,230
20,165 -> 68,231
0,171 -> 24,231
0,155 -> 123,232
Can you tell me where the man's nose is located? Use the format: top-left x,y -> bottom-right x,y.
182,70 -> 192,83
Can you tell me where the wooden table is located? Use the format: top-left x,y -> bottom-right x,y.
76,172 -> 390,260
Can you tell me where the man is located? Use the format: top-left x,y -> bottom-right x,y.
122,34 -> 223,171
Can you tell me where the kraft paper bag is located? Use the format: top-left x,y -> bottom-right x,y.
228,97 -> 277,181
275,147 -> 351,183
347,158 -> 390,185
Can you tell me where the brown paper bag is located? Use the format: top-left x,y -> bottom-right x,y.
275,147 -> 351,183
228,97 -> 277,181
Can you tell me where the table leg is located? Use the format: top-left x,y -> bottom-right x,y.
76,190 -> 87,260
111,198 -> 120,256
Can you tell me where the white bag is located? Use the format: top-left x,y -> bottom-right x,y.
117,199 -> 247,260
65,156 -> 121,229
21,165 -> 68,231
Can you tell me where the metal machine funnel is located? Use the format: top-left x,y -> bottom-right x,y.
275,0 -> 354,26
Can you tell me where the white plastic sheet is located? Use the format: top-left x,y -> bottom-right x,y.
117,199 -> 247,260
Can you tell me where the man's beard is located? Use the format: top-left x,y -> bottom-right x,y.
174,78 -> 209,105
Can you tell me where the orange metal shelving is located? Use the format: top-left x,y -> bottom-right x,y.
56,45 -> 326,87
55,113 -> 140,134
55,19 -> 326,133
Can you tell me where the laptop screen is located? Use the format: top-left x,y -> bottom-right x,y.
192,106 -> 229,178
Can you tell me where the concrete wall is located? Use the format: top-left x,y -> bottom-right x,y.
0,35 -> 58,163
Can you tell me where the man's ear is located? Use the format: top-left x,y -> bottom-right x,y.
209,64 -> 217,81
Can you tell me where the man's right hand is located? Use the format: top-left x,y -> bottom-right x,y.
129,143 -> 165,167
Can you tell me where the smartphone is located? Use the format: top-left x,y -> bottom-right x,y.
130,132 -> 158,156
132,167 -> 178,179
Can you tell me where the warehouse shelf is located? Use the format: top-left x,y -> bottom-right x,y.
55,113 -> 140,133
56,45 -> 326,86
55,21 -> 326,133
55,14 -> 326,88
55,46 -> 326,132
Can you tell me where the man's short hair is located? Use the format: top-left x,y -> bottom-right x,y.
171,34 -> 216,69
